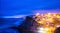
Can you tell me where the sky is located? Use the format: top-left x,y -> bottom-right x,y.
1,0 -> 60,16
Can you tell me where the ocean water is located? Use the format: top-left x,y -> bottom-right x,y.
0,18 -> 24,33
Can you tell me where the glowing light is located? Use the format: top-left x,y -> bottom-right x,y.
37,27 -> 45,33
35,13 -> 60,33
45,28 -> 49,31
56,25 -> 60,27
37,21 -> 44,24
36,13 -> 40,16
56,15 -> 60,18
53,14 -> 56,16
48,13 -> 51,14
39,28 -> 44,30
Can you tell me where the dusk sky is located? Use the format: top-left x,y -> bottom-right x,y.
1,0 -> 60,16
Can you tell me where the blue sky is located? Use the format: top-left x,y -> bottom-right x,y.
1,0 -> 60,16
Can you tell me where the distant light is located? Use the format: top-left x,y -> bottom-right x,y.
48,13 -> 51,14
45,28 -> 49,31
36,13 -> 40,16
48,13 -> 51,16
37,27 -> 45,33
56,25 -> 60,27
